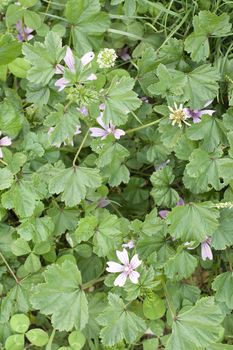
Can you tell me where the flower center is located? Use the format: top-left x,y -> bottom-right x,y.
170,110 -> 187,123
124,265 -> 132,274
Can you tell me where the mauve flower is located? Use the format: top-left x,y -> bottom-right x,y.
118,46 -> 131,61
99,103 -> 105,111
106,249 -> 141,287
122,240 -> 134,249
0,133 -> 11,158
77,106 -> 89,117
16,20 -> 33,42
159,197 -> 184,219
184,101 -> 215,124
90,115 -> 125,140
98,198 -> 110,208
81,51 -> 95,66
86,73 -> 97,81
201,236 -> 213,261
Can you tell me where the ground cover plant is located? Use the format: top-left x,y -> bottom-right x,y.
1,0 -> 233,349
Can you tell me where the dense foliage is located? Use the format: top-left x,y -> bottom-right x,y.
1,0 -> 233,349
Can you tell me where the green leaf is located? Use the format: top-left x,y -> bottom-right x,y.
11,238 -> 31,256
182,64 -> 219,109
19,0 -> 38,7
0,168 -> 14,190
24,10 -> 41,29
10,314 -> 30,333
68,330 -> 86,350
211,209 -> 233,250
167,202 -> 219,242
166,297 -> 224,350
102,76 -> 141,126
174,134 -> 198,160
186,116 -> 227,153
212,272 -> 233,309
22,32 -> 65,86
143,293 -> 166,320
0,34 -> 22,65
185,11 -> 231,62
17,216 -> 54,243
164,250 -> 198,280
65,0 -> 110,54
26,329 -> 49,346
1,180 -> 38,218
24,253 -> 41,273
143,338 -> 159,350
44,104 -> 80,147
183,149 -> 226,193
0,100 -> 22,137
31,261 -> 88,331
8,58 -> 30,78
49,166 -> 101,207
5,334 -> 24,350
47,206 -> 79,236
73,215 -> 98,244
150,166 -> 179,207
97,293 -> 146,346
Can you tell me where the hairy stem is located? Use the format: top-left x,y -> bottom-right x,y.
72,130 -> 89,167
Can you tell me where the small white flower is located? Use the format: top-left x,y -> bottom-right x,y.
168,103 -> 191,128
97,48 -> 117,69
106,249 -> 141,287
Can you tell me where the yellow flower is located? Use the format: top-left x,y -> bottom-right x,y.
168,103 -> 191,128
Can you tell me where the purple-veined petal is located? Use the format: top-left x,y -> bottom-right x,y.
99,103 -> 105,111
116,249 -> 129,265
193,115 -> 201,123
106,262 -> 124,273
199,109 -> 215,117
201,242 -> 213,261
74,125 -> 81,135
114,272 -> 127,287
177,197 -> 185,206
78,106 -> 88,116
87,73 -> 97,81
81,51 -> 95,66
55,77 -> 70,91
55,64 -> 65,74
0,148 -> 3,158
96,115 -> 107,129
122,240 -> 134,249
98,198 -> 110,208
89,127 -> 108,138
113,128 -> 125,139
64,47 -> 75,72
27,34 -> 34,41
129,270 -> 140,284
159,210 -> 169,219
0,136 -> 11,146
130,254 -> 141,269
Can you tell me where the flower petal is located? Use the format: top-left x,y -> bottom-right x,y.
201,242 -> 213,261
106,262 -> 124,273
64,47 -> 75,72
159,210 -> 169,219
129,270 -> 140,284
0,148 -> 3,158
96,115 -> 107,129
0,137 -> 11,146
114,272 -> 127,287
87,73 -> 97,81
81,51 -> 95,66
55,64 -> 65,74
193,116 -> 201,123
116,249 -> 129,265
89,127 -> 108,138
130,254 -> 141,269
55,77 -> 70,91
113,129 -> 125,139
203,100 -> 213,108
176,197 -> 185,206
199,109 -> 215,116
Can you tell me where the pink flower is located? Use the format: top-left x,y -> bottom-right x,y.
184,101 -> 215,124
0,133 -> 11,158
159,197 -> 184,219
55,47 -> 75,91
201,237 -> 213,261
90,115 -> 125,140
86,73 -> 97,81
122,240 -> 134,249
81,51 -> 95,66
98,198 -> 110,208
106,249 -> 141,287
77,106 -> 89,116
16,20 -> 33,42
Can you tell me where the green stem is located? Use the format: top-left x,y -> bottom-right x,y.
125,117 -> 165,134
0,159 -> 8,166
82,276 -> 106,290
162,280 -> 176,320
72,130 -> 89,167
0,252 -> 20,284
45,329 -> 56,350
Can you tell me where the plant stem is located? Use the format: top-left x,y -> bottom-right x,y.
0,252 -> 20,284
125,117 -> 165,134
82,276 -> 106,290
0,159 -> 8,166
46,329 -> 56,350
161,279 -> 176,320
72,130 -> 89,167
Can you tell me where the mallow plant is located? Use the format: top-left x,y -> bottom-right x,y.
0,0 -> 233,349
